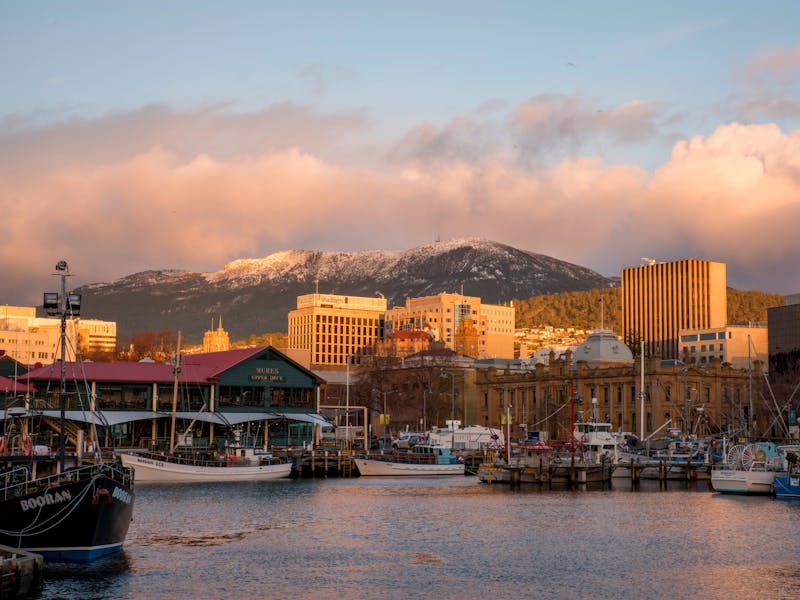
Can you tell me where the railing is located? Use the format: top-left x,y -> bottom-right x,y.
1,460 -> 133,501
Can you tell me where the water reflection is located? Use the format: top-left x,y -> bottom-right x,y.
38,477 -> 800,599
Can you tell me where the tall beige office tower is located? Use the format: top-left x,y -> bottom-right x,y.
288,293 -> 387,369
622,259 -> 727,360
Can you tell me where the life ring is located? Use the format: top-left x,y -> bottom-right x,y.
754,447 -> 767,462
92,488 -> 112,507
23,435 -> 33,456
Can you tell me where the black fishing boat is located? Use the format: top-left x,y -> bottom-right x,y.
0,261 -> 135,561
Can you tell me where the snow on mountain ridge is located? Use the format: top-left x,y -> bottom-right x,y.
195,238 -> 596,291
78,238 -> 613,341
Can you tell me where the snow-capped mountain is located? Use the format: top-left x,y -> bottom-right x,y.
78,238 -> 615,342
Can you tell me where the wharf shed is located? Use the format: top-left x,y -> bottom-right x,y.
6,346 -> 328,449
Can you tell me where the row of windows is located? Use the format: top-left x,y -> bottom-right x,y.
681,332 -> 728,342
313,315 -> 379,325
0,348 -> 52,360
683,344 -> 725,353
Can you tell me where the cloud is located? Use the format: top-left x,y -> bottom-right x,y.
1,104 -> 799,310
390,95 -> 665,168
510,94 -> 663,164
737,45 -> 800,121
0,103 -> 370,172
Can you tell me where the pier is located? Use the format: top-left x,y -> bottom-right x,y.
0,546 -> 43,599
614,457 -> 711,483
288,448 -> 485,478
290,449 -> 356,478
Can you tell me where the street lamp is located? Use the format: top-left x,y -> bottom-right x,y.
506,403 -> 512,464
373,387 -> 395,444
422,386 -> 431,433
440,371 -> 455,448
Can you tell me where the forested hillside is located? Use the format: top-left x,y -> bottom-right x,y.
514,288 -> 783,330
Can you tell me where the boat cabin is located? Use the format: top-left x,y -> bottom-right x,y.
409,444 -> 459,465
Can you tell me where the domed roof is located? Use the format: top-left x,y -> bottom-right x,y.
575,329 -> 634,364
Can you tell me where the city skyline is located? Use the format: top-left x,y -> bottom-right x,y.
2,2 -> 800,305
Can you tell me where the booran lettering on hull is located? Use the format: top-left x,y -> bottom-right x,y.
20,489 -> 72,511
112,486 -> 133,504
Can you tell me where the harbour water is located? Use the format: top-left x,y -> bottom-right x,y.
41,477 -> 800,599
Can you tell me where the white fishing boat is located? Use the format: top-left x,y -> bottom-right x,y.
118,333 -> 292,483
572,406 -> 619,465
119,445 -> 292,483
711,461 -> 777,494
353,444 -> 464,476
426,422 -> 504,451
710,442 -> 781,494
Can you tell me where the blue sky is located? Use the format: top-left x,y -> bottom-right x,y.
2,2 -> 800,304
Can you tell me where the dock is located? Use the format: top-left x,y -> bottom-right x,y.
290,448 -> 356,478
0,545 -> 43,599
288,448 -> 485,478
613,457 -> 711,482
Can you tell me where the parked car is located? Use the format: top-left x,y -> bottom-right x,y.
392,433 -> 423,450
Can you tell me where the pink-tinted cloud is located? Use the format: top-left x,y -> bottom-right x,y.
1,105 -> 799,309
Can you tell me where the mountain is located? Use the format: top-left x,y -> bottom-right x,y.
77,238 -> 616,343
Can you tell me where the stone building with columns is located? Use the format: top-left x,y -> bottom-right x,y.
474,329 -> 761,443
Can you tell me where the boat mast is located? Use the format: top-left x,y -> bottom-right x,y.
169,331 -> 182,453
640,340 -> 645,440
43,260 -> 77,474
747,334 -> 753,440
58,267 -> 68,472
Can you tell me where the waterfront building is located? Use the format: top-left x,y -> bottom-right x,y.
622,259 -> 727,360
475,329 -> 759,441
13,346 -> 328,449
354,348 -> 477,435
0,305 -> 117,362
679,324 -> 767,369
287,293 -> 387,370
384,293 -> 514,359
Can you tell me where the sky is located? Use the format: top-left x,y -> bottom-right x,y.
2,1 -> 800,306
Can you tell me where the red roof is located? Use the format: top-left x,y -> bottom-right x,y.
21,346 -> 323,385
24,361 -> 179,384
0,375 -> 35,394
391,330 -> 432,340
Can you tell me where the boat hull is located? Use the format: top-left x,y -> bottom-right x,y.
710,468 -> 776,494
119,452 -> 292,483
773,475 -> 800,499
0,467 -> 134,561
353,457 -> 464,476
